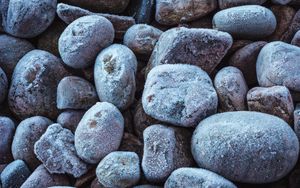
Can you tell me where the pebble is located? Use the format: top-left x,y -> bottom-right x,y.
272,0 -> 292,4
1,0 -> 57,38
191,111 -> 299,183
94,44 -> 137,110
142,64 -> 218,128
11,116 -> 53,170
8,50 -> 69,120
57,110 -> 85,133
218,0 -> 267,9
34,124 -> 88,178
0,160 -> 31,188
293,104 -> 300,141
127,0 -> 155,24
0,68 -> 8,104
292,30 -> 300,47
229,41 -> 267,85
247,86 -> 294,123
0,34 -> 34,78
214,66 -> 248,112
0,117 -> 15,164
124,24 -> 163,57
75,102 -> 124,164
57,76 -> 98,110
164,168 -> 237,188
20,165 -> 70,188
147,27 -> 233,75
96,151 -> 140,188
59,15 -> 114,69
142,124 -> 194,183
213,5 -> 277,39
155,0 -> 217,25
281,9 -> 300,42
257,41 -> 300,92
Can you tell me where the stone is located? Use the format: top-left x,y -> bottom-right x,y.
293,104 -> 300,141
142,64 -> 218,128
247,86 -> 294,123
119,133 -> 143,159
34,124 -> 88,178
257,41 -> 300,92
75,102 -> 124,164
292,30 -> 300,47
96,151 -> 140,188
218,0 -> 267,9
57,76 -> 98,110
8,50 -> 69,120
0,117 -> 15,164
272,0 -> 292,4
126,0 -> 155,24
165,168 -> 237,188
281,10 -> 300,43
213,5 -> 277,39
191,111 -> 299,183
58,15 -> 114,69
57,110 -> 85,133
147,27 -> 233,75
94,44 -> 137,110
0,68 -> 8,104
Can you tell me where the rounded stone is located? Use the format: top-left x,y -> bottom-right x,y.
57,110 -> 85,133
94,44 -> 137,110
8,50 -> 69,120
292,30 -> 300,47
0,160 -> 31,188
57,76 -> 98,110
59,15 -> 114,69
256,41 -> 300,92
213,5 -> 277,39
191,111 -> 299,183
214,66 -> 248,112
11,116 -> 53,170
142,64 -> 218,128
1,0 -> 57,38
124,24 -> 163,56
272,0 -> 292,4
0,117 -> 15,164
0,34 -> 34,77
0,68 -> 8,104
165,168 -> 237,188
218,0 -> 267,9
75,102 -> 124,164
96,151 -> 140,188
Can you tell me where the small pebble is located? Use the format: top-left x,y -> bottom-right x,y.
0,68 -> 8,104
293,104 -> 300,141
34,124 -> 88,178
272,0 -> 292,4
0,117 -> 15,164
291,30 -> 300,47
59,15 -> 114,69
11,116 -> 53,170
75,102 -> 124,164
57,110 -> 85,133
57,76 -> 98,110
94,44 -> 137,110
96,151 -> 140,188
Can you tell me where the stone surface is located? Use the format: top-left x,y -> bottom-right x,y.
218,0 -> 267,9
8,50 -> 69,120
213,5 -> 277,39
292,30 -> 300,47
59,15 -> 114,69
165,168 -> 237,188
75,102 -> 124,164
34,124 -> 88,178
119,133 -> 143,159
293,104 -> 300,141
257,41 -> 300,92
142,64 -> 218,128
281,10 -> 300,43
192,111 -> 299,183
0,68 -> 8,104
96,151 -> 140,188
94,44 -> 137,110
0,117 -> 15,164
57,110 -> 85,133
12,116 -> 53,170
147,27 -> 233,75
272,0 -> 292,4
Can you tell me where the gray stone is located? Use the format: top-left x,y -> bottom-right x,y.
142,64 -> 218,128
165,168 -> 237,188
75,102 -> 124,164
34,124 -> 88,178
0,68 -> 8,104
94,44 -> 137,110
57,110 -> 85,133
218,0 -> 267,9
96,151 -> 140,188
191,111 -> 299,183
293,104 -> 300,141
257,41 -> 300,92
59,15 -> 114,69
292,30 -> 300,47
213,5 -> 277,39
272,0 -> 292,4
0,117 -> 15,164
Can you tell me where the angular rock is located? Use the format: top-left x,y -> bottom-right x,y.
58,15 -> 114,69
0,117 -> 15,164
213,5 -> 277,39
247,86 -> 294,123
34,124 -> 88,178
192,111 -> 299,183
8,50 -> 69,120
0,68 -> 8,104
57,110 -> 85,133
75,102 -> 124,164
147,27 -> 232,75
257,41 -> 300,92
143,64 -> 218,128
218,0 -> 267,9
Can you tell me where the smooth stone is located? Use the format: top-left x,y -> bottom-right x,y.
0,117 -> 15,164
57,110 -> 85,133
218,0 -> 267,9
0,68 -> 8,104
